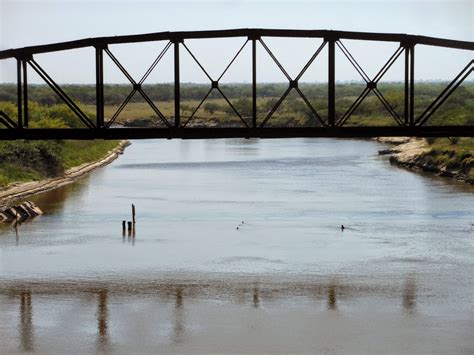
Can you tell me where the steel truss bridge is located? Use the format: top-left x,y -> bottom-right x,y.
0,29 -> 473,140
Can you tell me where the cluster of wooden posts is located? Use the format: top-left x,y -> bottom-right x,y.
122,204 -> 136,237
0,201 -> 42,222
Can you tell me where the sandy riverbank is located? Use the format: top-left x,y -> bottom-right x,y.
377,137 -> 473,185
0,140 -> 130,205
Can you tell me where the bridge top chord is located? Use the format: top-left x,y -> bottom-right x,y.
0,29 -> 473,60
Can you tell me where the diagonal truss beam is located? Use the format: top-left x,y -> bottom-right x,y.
217,40 -> 248,82
182,42 -> 213,82
182,87 -> 213,127
295,87 -> 325,124
217,87 -> 248,127
373,88 -> 404,126
181,40 -> 250,128
259,39 -> 292,81
259,39 -> 327,128
0,110 -> 17,129
28,59 -> 95,128
295,41 -> 326,82
139,41 -> 172,85
337,40 -> 371,82
106,89 -> 137,128
415,60 -> 473,126
104,44 -> 172,127
336,42 -> 405,126
259,86 -> 292,128
337,87 -> 372,127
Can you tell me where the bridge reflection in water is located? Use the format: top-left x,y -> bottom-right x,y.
0,29 -> 472,139
96,290 -> 110,353
19,291 -> 34,352
6,278 -> 420,352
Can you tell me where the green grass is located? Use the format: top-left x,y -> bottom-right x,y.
418,138 -> 474,179
61,140 -> 120,169
0,163 -> 42,187
0,140 -> 121,187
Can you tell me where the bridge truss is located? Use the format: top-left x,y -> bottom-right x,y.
0,29 -> 473,139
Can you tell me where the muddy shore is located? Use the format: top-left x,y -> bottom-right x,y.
0,140 -> 130,205
377,137 -> 473,185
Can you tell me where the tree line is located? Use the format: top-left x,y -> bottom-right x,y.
0,82 -> 471,107
0,82 -> 472,127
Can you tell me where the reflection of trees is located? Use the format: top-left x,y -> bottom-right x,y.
29,175 -> 90,214
19,291 -> 34,352
1,175 -> 90,245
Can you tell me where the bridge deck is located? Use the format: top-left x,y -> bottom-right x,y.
0,126 -> 472,140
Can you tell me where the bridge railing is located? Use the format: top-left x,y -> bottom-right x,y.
0,29 -> 473,139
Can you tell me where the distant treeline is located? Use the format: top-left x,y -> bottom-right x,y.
0,82 -> 472,128
0,82 -> 472,106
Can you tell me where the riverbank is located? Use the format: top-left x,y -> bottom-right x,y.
0,140 -> 130,205
378,137 -> 474,185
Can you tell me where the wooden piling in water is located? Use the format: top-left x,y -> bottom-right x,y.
132,204 -> 136,225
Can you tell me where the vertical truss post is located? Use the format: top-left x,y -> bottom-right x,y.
22,60 -> 28,127
409,44 -> 415,126
251,38 -> 257,128
16,59 -> 23,128
327,37 -> 336,127
174,40 -> 181,128
404,45 -> 409,125
95,46 -> 105,128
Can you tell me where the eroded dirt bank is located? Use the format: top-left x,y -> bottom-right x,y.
377,137 -> 473,185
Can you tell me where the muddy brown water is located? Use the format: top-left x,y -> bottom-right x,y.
1,138 -> 473,353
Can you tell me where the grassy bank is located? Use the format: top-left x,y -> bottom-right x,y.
415,138 -> 473,182
0,100 -> 121,188
61,140 -> 121,169
0,140 -> 120,187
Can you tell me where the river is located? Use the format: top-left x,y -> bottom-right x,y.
1,138 -> 473,353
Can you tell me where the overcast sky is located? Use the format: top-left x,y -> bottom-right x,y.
0,0 -> 472,83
